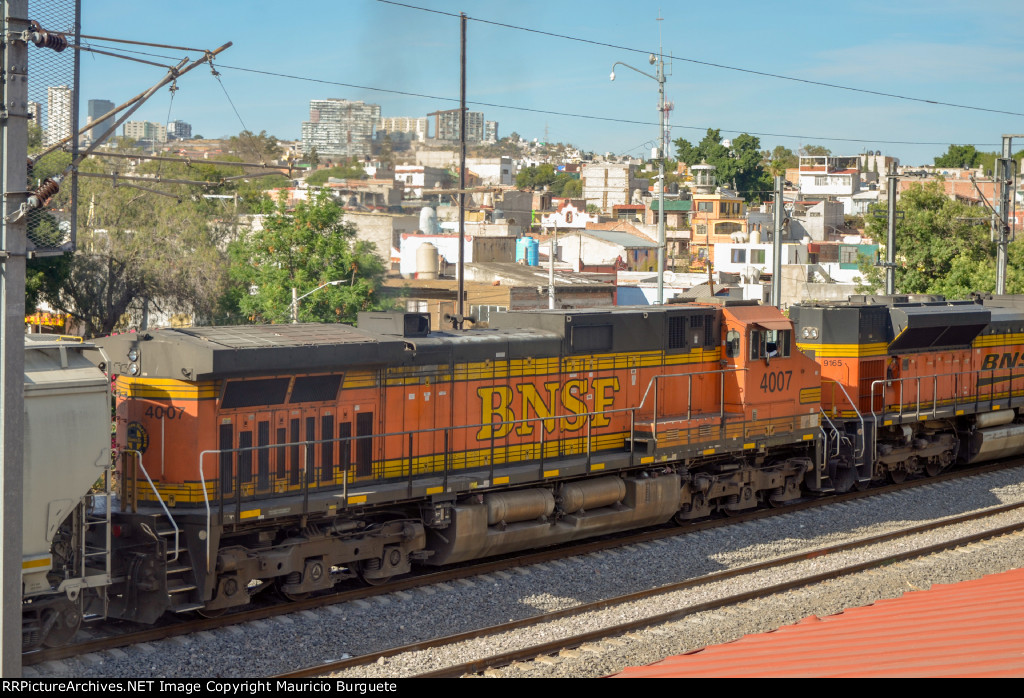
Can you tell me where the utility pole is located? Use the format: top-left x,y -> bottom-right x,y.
995,135 -> 1021,295
886,163 -> 898,295
456,12 -> 466,327
1,1 -> 29,676
771,175 -> 783,308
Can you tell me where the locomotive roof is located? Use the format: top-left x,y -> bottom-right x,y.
790,295 -> 991,353
95,306 -> 725,382
96,321 -> 566,381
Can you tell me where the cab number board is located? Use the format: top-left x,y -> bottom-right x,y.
760,370 -> 793,393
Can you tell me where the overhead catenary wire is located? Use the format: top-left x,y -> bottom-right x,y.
75,40 -> 1002,151
374,0 -> 1024,119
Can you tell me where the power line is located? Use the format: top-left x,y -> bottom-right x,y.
375,0 -> 1024,119
215,63 -> 999,149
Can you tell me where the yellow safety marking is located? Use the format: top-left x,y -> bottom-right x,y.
956,410 -> 964,415
702,448 -> 716,455
240,509 -> 261,520
743,442 -> 755,449
590,463 -> 605,470
640,456 -> 654,464
798,342 -> 888,358
802,434 -> 815,441
994,405 -> 1001,410
543,469 -> 559,478
493,476 -> 509,485
347,495 -> 367,504
883,420 -> 892,426
22,557 -> 50,570
426,486 -> 443,495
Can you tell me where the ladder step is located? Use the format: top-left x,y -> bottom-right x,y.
169,602 -> 205,614
167,580 -> 197,594
167,564 -> 191,575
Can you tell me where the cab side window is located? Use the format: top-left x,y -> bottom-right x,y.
750,329 -> 791,359
726,330 -> 741,358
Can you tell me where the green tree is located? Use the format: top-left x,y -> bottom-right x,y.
799,144 -> 831,156
307,146 -> 320,168
306,159 -> 366,186
30,155 -> 231,336
673,129 -> 770,202
763,145 -> 797,176
227,129 -> 281,162
227,192 -> 387,324
856,180 -> 993,297
515,163 -> 557,190
933,144 -> 981,169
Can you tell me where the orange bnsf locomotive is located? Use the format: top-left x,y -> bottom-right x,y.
30,293 -> 1024,644
92,300 -> 822,622
790,293 -> 1024,491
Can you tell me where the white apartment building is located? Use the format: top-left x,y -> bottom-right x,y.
301,99 -> 381,159
45,85 -> 73,147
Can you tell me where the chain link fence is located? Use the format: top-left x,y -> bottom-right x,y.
26,0 -> 79,254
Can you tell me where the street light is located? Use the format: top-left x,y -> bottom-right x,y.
291,279 -> 350,324
610,50 -> 667,304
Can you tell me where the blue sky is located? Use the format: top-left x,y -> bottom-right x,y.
76,0 -> 1024,165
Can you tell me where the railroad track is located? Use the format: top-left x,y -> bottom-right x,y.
280,498 -> 1024,679
24,460 -> 1020,670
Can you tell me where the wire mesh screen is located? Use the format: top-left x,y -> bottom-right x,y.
26,0 -> 79,254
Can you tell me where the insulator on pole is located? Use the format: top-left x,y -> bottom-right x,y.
27,21 -> 67,52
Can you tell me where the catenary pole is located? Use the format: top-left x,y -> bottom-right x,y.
1,0 -> 29,676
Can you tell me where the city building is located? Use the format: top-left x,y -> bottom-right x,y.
484,120 -> 499,143
45,85 -> 73,147
167,119 -> 192,140
428,109 -> 485,143
798,155 -> 861,214
301,99 -> 380,159
123,120 -> 167,146
688,164 -> 746,267
377,116 -> 428,144
581,162 -> 646,214
27,101 -> 41,140
86,99 -> 114,144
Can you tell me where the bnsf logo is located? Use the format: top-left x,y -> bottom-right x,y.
982,352 -> 1023,370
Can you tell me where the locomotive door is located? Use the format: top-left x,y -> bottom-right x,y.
337,374 -> 381,483
401,369 -> 450,479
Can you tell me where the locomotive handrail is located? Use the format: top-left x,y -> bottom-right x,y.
636,367 -> 746,416
123,449 -> 180,564
868,364 -> 1022,428
819,411 -> 843,460
820,379 -> 865,460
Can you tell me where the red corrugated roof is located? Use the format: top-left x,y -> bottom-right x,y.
612,567 -> 1024,678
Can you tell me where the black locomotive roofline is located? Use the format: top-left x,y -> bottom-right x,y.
97,306 -> 726,382
791,295 -> 992,354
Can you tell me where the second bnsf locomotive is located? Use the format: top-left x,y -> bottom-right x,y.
791,293 -> 1024,490
25,293 -> 1024,646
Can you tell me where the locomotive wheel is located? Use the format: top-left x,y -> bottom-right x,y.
925,460 -> 942,477
357,560 -> 392,587
41,599 -> 82,648
887,467 -> 907,484
274,577 -> 311,602
196,606 -> 227,619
